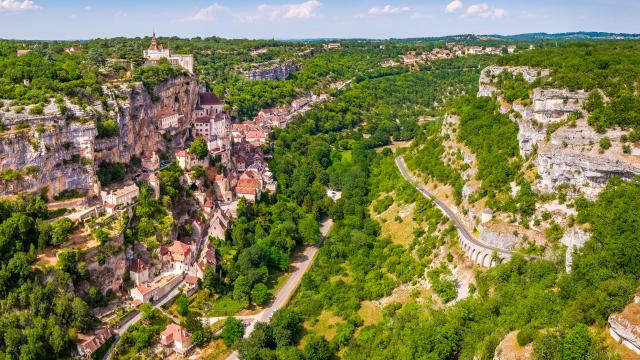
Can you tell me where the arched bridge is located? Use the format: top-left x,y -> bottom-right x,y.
396,156 -> 528,268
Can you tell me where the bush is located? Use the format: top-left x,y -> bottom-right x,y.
97,119 -> 119,138
373,195 -> 393,214
222,317 -> 245,346
517,328 -> 537,346
28,105 -> 44,115
97,162 -> 126,186
599,136 -> 611,151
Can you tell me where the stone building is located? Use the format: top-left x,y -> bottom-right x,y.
77,328 -> 114,358
129,258 -> 150,286
101,183 -> 139,208
143,32 -> 194,73
195,92 -> 225,117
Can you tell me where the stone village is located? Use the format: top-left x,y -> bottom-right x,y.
0,35 -> 331,358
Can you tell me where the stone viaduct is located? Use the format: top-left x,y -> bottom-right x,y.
396,156 -> 522,268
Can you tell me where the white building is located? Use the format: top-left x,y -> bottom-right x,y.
175,150 -> 207,171
143,33 -> 194,73
193,112 -> 230,138
101,183 -> 139,208
157,111 -> 182,131
160,324 -> 193,355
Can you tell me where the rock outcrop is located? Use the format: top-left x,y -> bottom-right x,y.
95,77 -> 197,164
536,120 -> 640,198
480,222 -> 543,251
478,65 -> 548,97
609,302 -> 640,355
478,66 -> 587,158
0,76 -> 199,199
242,61 -> 301,81
0,119 -> 97,198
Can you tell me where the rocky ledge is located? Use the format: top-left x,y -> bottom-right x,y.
609,302 -> 640,355
536,120 -> 640,199
242,60 -> 301,81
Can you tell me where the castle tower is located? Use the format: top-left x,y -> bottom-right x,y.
149,32 -> 159,51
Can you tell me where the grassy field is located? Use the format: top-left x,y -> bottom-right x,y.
301,310 -> 347,347
358,301 -> 383,326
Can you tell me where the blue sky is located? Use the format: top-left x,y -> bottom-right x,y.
0,0 -> 638,40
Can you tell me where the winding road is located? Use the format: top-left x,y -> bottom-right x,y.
395,156 -> 528,264
223,218 -> 333,360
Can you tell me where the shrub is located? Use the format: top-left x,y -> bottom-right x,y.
599,136 -> 611,151
517,328 -> 537,346
28,105 -> 44,115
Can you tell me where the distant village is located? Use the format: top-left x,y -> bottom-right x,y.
382,43 -> 529,67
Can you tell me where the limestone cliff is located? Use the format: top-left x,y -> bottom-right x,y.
478,66 -> 587,157
242,60 -> 301,81
95,76 -> 197,164
0,118 -> 97,198
0,76 -> 199,199
536,120 -> 640,198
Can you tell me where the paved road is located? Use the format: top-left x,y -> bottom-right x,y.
395,156 -> 514,257
225,218 -> 333,360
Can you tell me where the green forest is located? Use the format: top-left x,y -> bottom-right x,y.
0,34 -> 640,359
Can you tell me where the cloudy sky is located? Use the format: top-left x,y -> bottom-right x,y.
0,0 -> 638,40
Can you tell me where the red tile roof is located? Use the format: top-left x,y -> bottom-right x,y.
78,328 -> 114,355
236,178 -> 260,195
135,284 -> 153,295
161,323 -> 192,346
185,275 -> 198,285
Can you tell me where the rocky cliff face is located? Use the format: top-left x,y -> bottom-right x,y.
242,61 -> 301,81
478,65 -> 548,97
0,119 -> 97,198
536,120 -> 640,198
478,66 -> 587,158
609,303 -> 640,354
0,76 -> 198,199
480,222 -> 543,250
95,76 -> 197,164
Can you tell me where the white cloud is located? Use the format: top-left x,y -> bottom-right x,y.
466,3 -> 506,18
445,0 -> 463,13
466,3 -> 488,14
239,1 -> 321,22
84,5 -> 92,11
187,3 -> 227,22
0,0 -> 40,11
368,5 -> 410,15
